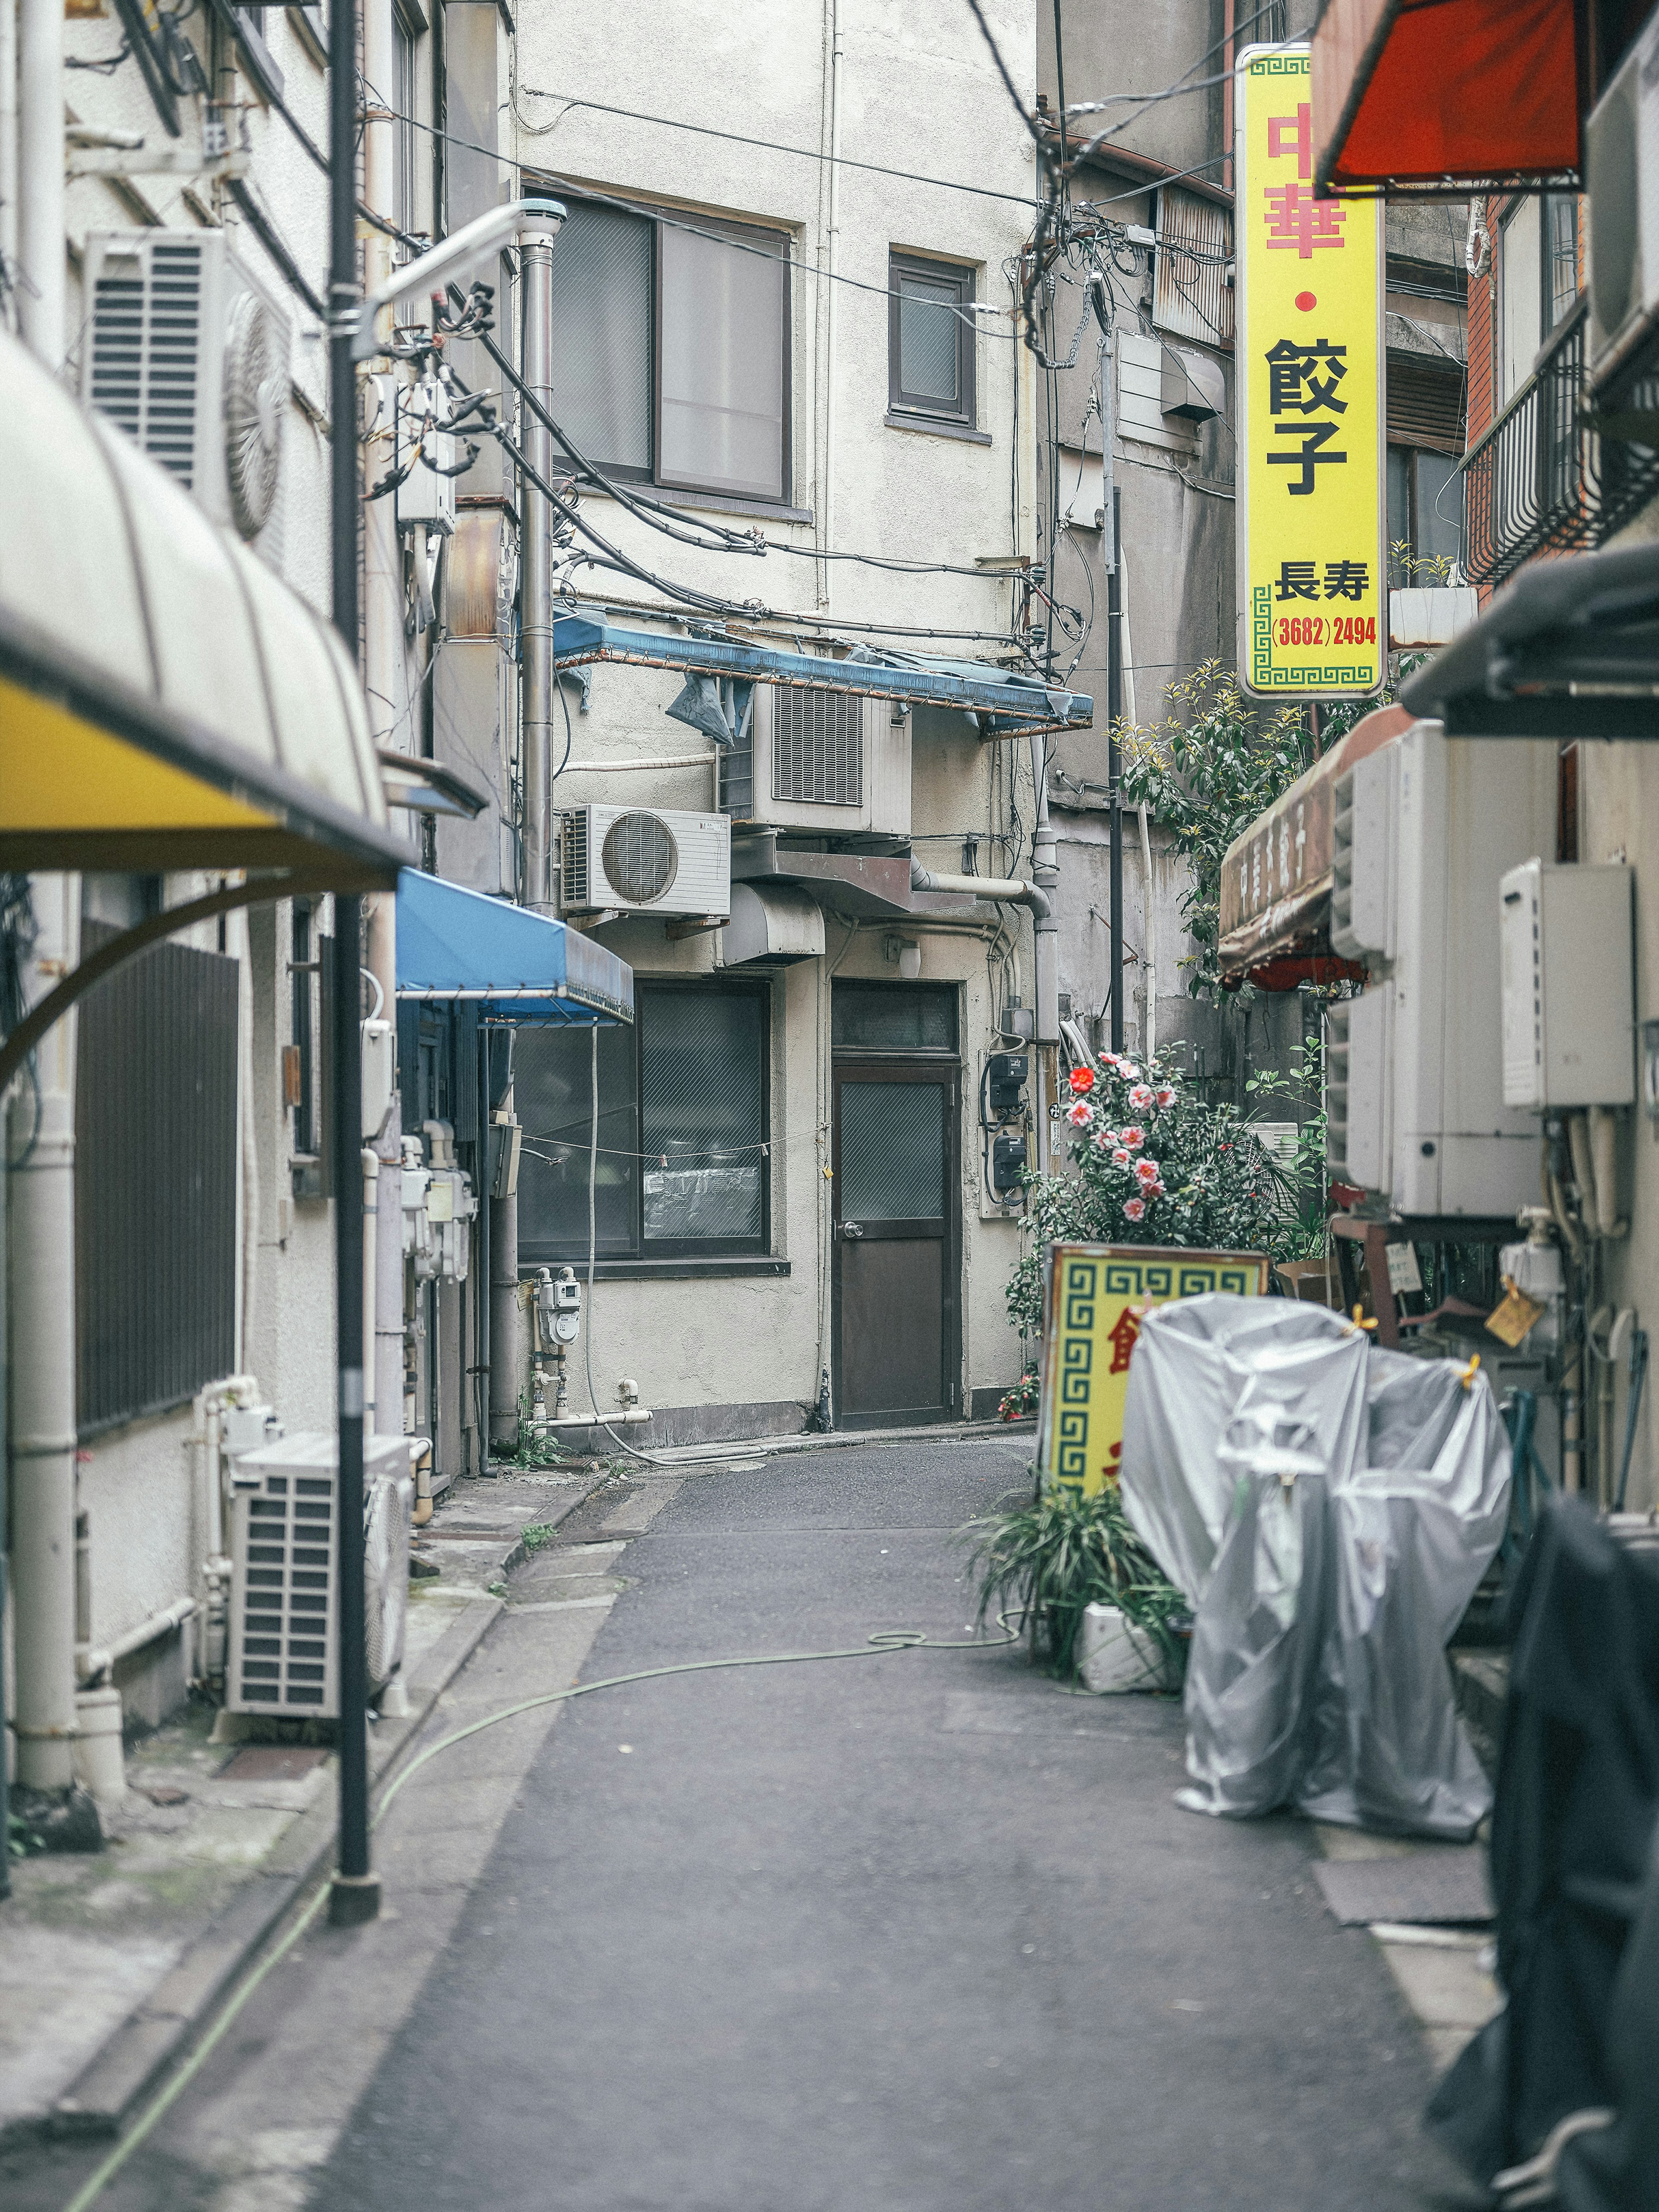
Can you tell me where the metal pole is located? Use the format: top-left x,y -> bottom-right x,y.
327,0 -> 377,1929
1107,485 -> 1125,1055
520,235 -> 555,913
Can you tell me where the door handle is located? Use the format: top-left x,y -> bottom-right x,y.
840,1220 -> 864,1239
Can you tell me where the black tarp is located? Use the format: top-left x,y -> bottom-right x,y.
1426,1497 -> 1659,2206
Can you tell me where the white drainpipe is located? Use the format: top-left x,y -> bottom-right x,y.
10,877 -> 80,1795
820,0 -> 843,610
17,0 -> 62,364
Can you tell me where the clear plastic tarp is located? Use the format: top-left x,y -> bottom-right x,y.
1119,1295 -> 1510,1838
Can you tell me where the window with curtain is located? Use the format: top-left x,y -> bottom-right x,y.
887,253 -> 976,426
515,982 -> 770,1262
540,195 -> 789,504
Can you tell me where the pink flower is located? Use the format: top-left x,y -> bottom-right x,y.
1128,1084 -> 1154,1111
1154,1085 -> 1177,1109
1098,1128 -> 1120,1147
1119,1125 -> 1145,1150
1092,1132 -> 1112,1151
1122,1065 -> 1141,1083
1110,1147 -> 1131,1168
1135,1157 -> 1161,1187
1066,1100 -> 1092,1128
1122,1197 -> 1146,1222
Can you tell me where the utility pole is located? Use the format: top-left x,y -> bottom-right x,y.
519,231 -> 556,915
328,0 -> 376,1929
1107,485 -> 1125,1054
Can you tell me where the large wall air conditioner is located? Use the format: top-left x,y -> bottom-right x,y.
225,1434 -> 412,1718
1500,860 -> 1635,1110
1322,725 -> 1557,1215
79,229 -> 292,549
559,805 -> 731,919
719,684 -> 911,840
1586,10 -> 1659,379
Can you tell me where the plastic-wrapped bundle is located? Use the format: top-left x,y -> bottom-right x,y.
1119,1294 -> 1510,1839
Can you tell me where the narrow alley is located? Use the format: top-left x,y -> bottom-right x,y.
8,1439 -> 1483,2211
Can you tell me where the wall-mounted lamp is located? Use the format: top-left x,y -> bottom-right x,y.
883,935 -> 922,981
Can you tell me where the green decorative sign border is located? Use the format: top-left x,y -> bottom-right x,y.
1249,583 -> 1373,692
1248,54 -> 1308,76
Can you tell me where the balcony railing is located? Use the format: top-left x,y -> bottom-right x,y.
1589,318 -> 1659,547
1461,297 -> 1597,591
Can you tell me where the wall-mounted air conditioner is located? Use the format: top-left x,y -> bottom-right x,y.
80,230 -> 292,549
1586,9 -> 1659,379
719,685 -> 911,840
225,1433 -> 412,1718
1322,724 -> 1557,1215
559,804 -> 731,919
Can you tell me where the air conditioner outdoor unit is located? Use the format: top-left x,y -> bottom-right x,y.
1586,10 -> 1659,379
719,684 -> 911,839
1322,723 -> 1557,1214
1499,859 -> 1635,1109
559,804 -> 731,918
80,229 -> 292,548
225,1433 -> 413,1718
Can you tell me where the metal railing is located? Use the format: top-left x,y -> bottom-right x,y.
1589,316 -> 1659,546
1462,297 -> 1598,590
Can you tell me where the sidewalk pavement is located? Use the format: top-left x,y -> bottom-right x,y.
0,1463 -> 609,2147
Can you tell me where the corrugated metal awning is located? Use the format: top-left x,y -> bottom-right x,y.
395,869 -> 633,1023
1217,705 -> 1412,985
0,328 -> 405,887
549,614 -> 1091,734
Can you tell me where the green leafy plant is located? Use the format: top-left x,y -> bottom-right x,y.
519,1522 -> 557,1553
510,1391 -> 569,1469
961,1481 -> 1187,1681
998,1367 -> 1041,1421
1005,1050 -> 1317,1337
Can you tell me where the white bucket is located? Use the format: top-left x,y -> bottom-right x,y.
1077,1603 -> 1166,1694
72,1685 -> 127,1804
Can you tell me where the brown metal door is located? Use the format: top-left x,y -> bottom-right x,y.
833,1062 -> 958,1426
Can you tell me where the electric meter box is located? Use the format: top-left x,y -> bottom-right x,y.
1500,858 -> 1635,1109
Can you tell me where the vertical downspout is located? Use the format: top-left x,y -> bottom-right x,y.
1119,547 -> 1155,1062
9,878 -> 81,1802
1030,730 -> 1058,1174
16,0 -> 61,363
359,0 -> 408,1441
821,0 -> 843,611
0,0 -> 19,299
488,1078 -> 520,1452
1106,484 -> 1124,1053
519,232 -> 555,914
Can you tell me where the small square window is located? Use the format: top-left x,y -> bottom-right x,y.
889,254 -> 976,426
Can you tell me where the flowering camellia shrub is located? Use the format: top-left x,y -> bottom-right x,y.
1005,1051 -> 1303,1338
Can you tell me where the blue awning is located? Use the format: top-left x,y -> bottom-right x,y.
549,615 -> 1091,732
395,870 -> 633,1023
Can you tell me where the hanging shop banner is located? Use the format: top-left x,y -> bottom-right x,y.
1236,41 -> 1384,700
1036,1246 -> 1268,1497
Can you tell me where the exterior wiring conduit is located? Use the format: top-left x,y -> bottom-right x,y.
57,1621 -> 1018,2212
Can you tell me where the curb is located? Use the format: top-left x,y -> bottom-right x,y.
33,1472 -> 609,2145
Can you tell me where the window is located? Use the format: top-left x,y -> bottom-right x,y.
393,0 -> 424,238
516,981 -> 770,1262
1387,446 -> 1464,586
76,931 -> 239,1435
1498,194 -> 1582,407
888,253 -> 976,426
543,196 -> 790,505
1544,193 -> 1580,335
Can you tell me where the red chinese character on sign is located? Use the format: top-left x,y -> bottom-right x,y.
1264,181 -> 1347,258
1103,1440 -> 1124,1487
1108,1306 -> 1141,1375
1268,103 -> 1313,179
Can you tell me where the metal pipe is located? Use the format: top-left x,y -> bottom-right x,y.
1106,485 -> 1124,1053
820,0 -> 843,610
78,1595 -> 197,1685
489,1081 -> 522,1450
362,1148 -> 379,1429
0,0 -> 19,285
909,861 -> 1049,913
9,876 -> 80,1796
17,0 -> 62,363
520,233 -> 556,913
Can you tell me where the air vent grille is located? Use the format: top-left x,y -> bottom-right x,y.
772,687 -> 864,807
233,1471 -> 335,1711
561,809 -> 589,905
88,239 -> 204,486
1325,1003 -> 1352,1184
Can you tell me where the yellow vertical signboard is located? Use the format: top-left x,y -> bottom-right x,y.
1236,42 -> 1384,699
1036,1246 -> 1268,1497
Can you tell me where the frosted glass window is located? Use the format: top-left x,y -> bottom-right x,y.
889,253 -> 976,425
659,222 -> 787,502
840,1084 -> 945,1221
547,203 -> 653,475
1499,199 -> 1542,408
640,990 -> 765,1243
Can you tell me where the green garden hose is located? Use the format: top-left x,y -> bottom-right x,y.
59,1622 -> 1016,2212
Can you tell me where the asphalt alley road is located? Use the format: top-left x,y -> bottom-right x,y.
7,1439 -> 1484,2212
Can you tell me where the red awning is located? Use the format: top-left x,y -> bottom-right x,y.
1311,0 -> 1581,197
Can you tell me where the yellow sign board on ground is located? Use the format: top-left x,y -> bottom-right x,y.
1036,1246 -> 1268,1497
1236,42 -> 1384,699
